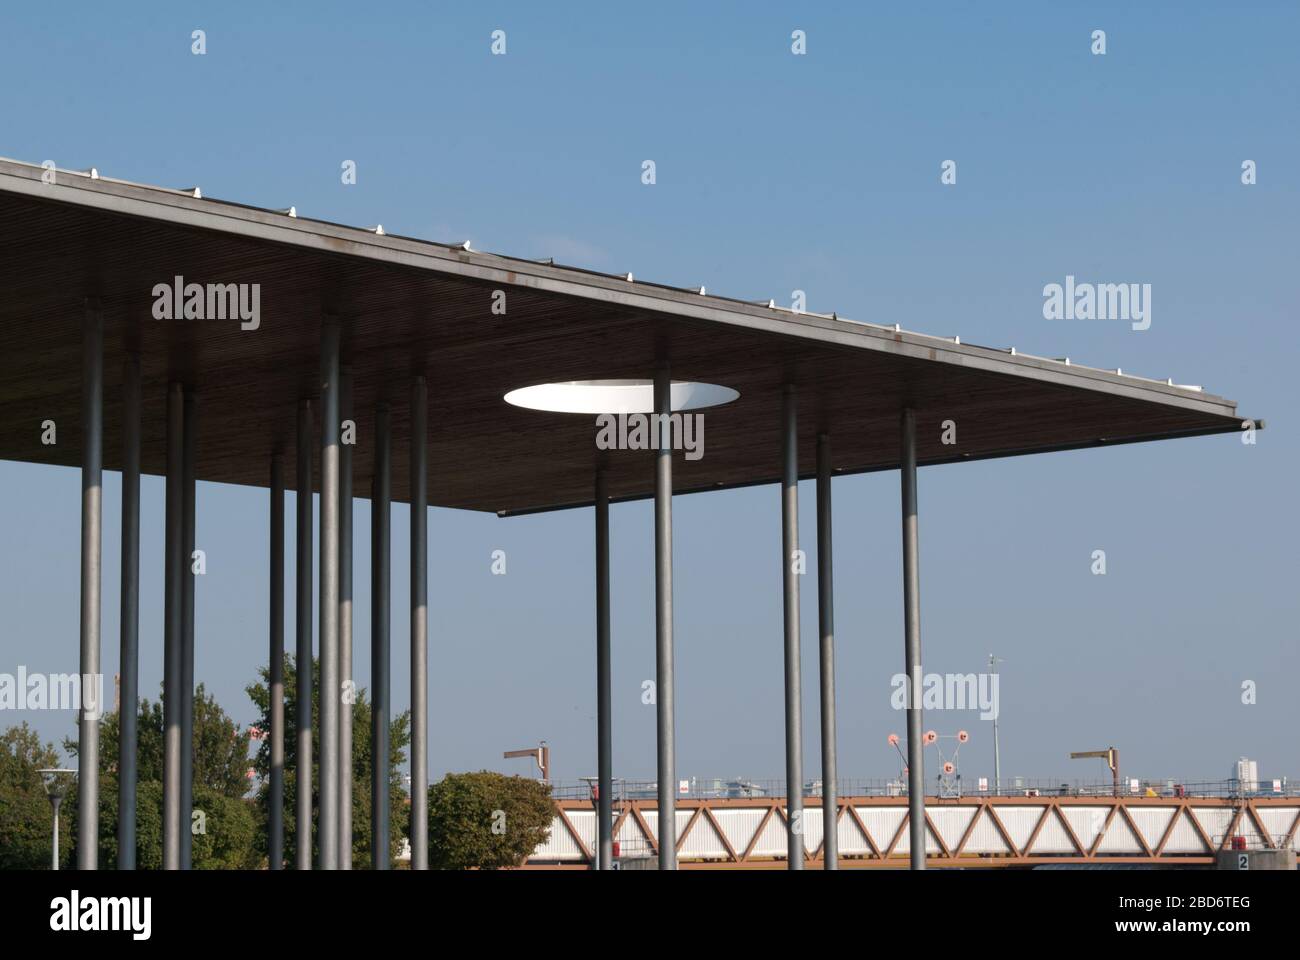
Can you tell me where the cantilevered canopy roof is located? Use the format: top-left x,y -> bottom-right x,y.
0,158 -> 1255,515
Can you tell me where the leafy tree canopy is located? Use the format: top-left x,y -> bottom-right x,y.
246,655 -> 410,869
427,771 -> 554,870
60,684 -> 257,868
0,723 -> 71,869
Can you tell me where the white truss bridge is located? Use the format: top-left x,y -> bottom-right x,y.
528,794 -> 1300,868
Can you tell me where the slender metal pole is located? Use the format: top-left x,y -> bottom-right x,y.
653,364 -> 676,870
594,469 -> 613,871
162,382 -> 184,870
180,388 -> 197,869
990,654 -> 1001,795
118,352 -> 141,869
52,798 -> 62,870
900,407 -> 926,869
410,376 -> 429,869
318,319 -> 340,870
780,385 -> 804,869
339,368 -> 353,869
269,453 -> 285,869
77,299 -> 102,872
295,399 -> 314,870
993,718 -> 1000,794
371,403 -> 392,870
816,432 -> 838,870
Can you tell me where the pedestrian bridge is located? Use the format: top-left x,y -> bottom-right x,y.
527,794 -> 1300,868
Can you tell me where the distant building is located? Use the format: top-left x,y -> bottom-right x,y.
1233,757 -> 1259,793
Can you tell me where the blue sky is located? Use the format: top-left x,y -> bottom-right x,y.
1,1 -> 1296,788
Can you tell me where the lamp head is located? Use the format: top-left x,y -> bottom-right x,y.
36,768 -> 75,802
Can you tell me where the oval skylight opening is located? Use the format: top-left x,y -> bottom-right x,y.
504,379 -> 738,414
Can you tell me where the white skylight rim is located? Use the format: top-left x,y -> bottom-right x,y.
504,379 -> 739,414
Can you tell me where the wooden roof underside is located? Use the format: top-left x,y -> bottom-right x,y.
0,162 -> 1249,515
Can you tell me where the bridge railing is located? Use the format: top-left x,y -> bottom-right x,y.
549,776 -> 1300,802
1213,832 -> 1295,851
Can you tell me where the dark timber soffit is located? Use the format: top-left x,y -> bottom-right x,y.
0,158 -> 1259,516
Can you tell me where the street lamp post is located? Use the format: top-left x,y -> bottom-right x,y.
38,769 -> 75,870
989,654 -> 1004,794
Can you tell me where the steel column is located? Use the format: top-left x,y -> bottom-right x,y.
77,299 -> 102,871
371,403 -> 392,870
295,399 -> 314,870
269,452 -> 285,869
339,368 -> 353,869
410,375 -> 429,869
780,385 -> 804,869
594,469 -> 613,870
816,432 -> 838,870
900,408 -> 925,869
118,352 -> 141,869
653,364 -> 676,870
180,388 -> 197,869
162,382 -> 184,870
318,319 -> 340,870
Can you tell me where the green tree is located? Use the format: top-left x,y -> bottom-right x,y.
85,778 -> 258,870
72,686 -> 251,795
0,723 -> 72,869
427,771 -> 554,870
246,655 -> 410,869
64,685 -> 258,869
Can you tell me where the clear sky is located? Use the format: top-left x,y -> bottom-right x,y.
1,1 -> 1296,789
